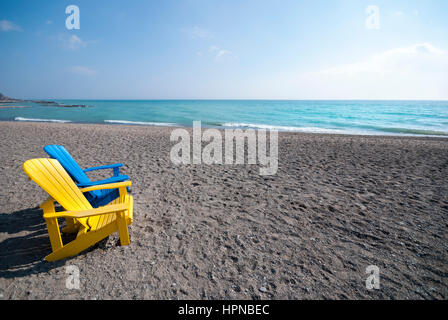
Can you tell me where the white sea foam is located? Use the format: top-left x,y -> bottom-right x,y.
221,122 -> 346,134
14,117 -> 72,123
104,120 -> 177,126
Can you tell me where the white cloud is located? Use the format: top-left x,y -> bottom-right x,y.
319,43 -> 446,76
209,45 -> 236,61
68,66 -> 97,76
182,26 -> 214,39
243,43 -> 448,100
395,11 -> 404,16
59,34 -> 87,50
0,20 -> 22,32
67,35 -> 86,49
216,50 -> 232,60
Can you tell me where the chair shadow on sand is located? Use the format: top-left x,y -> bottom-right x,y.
0,207 -> 71,278
1,205 -> 123,279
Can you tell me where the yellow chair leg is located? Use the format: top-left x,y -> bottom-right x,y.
117,211 -> 130,246
126,195 -> 134,225
44,217 -> 63,252
41,200 -> 63,252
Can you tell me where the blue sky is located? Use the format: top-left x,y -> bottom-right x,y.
0,0 -> 447,99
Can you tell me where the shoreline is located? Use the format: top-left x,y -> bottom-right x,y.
1,120 -> 447,140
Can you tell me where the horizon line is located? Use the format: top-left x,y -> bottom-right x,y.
15,98 -> 448,101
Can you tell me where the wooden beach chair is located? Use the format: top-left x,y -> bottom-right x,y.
44,145 -> 129,208
23,158 -> 133,262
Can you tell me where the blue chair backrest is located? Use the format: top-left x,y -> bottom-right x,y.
43,145 -> 92,185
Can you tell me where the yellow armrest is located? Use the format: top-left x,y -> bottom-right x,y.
80,181 -> 132,193
43,203 -> 129,219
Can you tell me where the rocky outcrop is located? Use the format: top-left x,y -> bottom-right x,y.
0,93 -> 23,103
0,93 -> 90,107
30,100 -> 90,108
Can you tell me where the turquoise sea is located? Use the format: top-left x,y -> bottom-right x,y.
1,100 -> 448,137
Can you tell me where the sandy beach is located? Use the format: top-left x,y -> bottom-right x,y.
0,121 -> 447,299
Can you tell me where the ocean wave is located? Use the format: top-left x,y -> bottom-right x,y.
220,122 -> 346,133
221,122 -> 448,137
14,117 -> 72,123
379,127 -> 448,136
104,120 -> 177,126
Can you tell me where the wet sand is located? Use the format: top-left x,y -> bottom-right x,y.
0,121 -> 447,299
